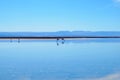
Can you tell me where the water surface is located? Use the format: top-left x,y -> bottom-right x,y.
0,38 -> 120,80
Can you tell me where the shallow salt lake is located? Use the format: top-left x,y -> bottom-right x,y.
0,38 -> 120,80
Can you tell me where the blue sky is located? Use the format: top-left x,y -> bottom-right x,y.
0,0 -> 120,32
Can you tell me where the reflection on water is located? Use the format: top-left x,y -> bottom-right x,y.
0,38 -> 120,80
1,38 -> 120,45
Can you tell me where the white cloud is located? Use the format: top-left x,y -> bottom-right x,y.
96,73 -> 120,80
70,73 -> 120,80
113,0 -> 120,7
114,0 -> 120,3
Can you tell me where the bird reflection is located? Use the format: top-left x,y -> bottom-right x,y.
56,38 -> 65,46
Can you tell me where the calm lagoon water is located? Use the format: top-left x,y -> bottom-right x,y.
0,38 -> 120,80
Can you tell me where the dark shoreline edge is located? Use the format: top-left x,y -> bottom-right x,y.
0,36 -> 120,39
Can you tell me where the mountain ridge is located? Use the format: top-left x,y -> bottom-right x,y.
0,31 -> 120,37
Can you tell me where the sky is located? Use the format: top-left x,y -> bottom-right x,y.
0,0 -> 120,32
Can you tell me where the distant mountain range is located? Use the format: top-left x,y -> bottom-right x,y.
0,31 -> 120,37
